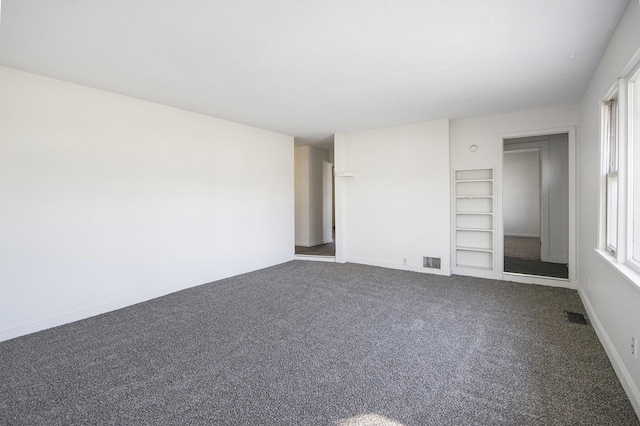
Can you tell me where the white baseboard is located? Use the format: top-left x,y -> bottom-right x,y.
579,286 -> 640,419
0,255 -> 293,343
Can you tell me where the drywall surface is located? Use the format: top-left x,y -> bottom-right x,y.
450,106 -> 578,171
546,134 -> 569,263
294,146 -> 310,245
337,119 -> 451,274
503,150 -> 540,237
294,145 -> 331,246
309,146 -> 329,245
323,159 -> 334,244
577,0 -> 640,417
334,133 -> 348,263
0,66 -> 294,341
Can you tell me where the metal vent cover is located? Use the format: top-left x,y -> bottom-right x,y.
564,311 -> 588,325
423,256 -> 441,269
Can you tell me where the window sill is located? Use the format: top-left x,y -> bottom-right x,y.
594,249 -> 640,293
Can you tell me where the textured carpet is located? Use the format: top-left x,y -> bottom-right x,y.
1,261 -> 637,425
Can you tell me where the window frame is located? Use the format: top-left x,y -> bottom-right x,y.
600,60 -> 640,276
628,65 -> 640,272
603,97 -> 619,255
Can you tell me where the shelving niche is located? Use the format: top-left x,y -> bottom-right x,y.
454,168 -> 495,272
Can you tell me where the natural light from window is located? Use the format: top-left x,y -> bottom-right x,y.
336,413 -> 405,426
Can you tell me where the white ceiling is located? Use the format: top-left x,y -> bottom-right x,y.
0,0 -> 630,147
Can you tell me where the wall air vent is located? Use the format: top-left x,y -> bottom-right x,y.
423,256 -> 441,269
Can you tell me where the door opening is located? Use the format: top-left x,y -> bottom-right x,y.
502,133 -> 569,279
293,144 -> 336,258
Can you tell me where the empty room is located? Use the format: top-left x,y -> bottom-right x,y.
2,0 -> 640,424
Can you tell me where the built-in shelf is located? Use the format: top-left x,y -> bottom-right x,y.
456,246 -> 494,253
453,168 -> 495,272
456,211 -> 494,215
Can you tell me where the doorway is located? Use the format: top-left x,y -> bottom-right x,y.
294,145 -> 335,258
502,133 -> 570,279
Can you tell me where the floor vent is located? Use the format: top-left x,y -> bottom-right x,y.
564,311 -> 588,325
423,257 -> 441,269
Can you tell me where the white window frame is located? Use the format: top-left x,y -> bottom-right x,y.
599,59 -> 640,278
628,65 -> 640,272
603,97 -> 619,255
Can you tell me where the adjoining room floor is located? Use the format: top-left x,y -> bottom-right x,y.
295,227 -> 336,257
504,256 -> 569,279
295,240 -> 335,256
504,236 -> 568,279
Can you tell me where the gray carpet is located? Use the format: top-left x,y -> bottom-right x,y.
1,261 -> 637,425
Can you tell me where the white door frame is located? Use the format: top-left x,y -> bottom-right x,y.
497,126 -> 577,287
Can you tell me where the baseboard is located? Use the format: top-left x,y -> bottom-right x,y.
0,255 -> 293,343
504,233 -> 541,238
579,286 -> 640,419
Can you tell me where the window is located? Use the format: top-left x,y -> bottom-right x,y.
604,98 -> 619,254
630,67 -> 640,269
600,62 -> 640,275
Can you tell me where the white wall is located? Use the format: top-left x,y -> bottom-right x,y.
335,119 -> 451,274
0,66 -> 294,341
294,146 -> 310,245
294,145 -> 332,246
546,134 -> 569,263
450,106 -> 578,281
309,146 -> 329,245
577,0 -> 640,416
503,150 -> 541,237
323,159 -> 334,244
450,106 -> 578,170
